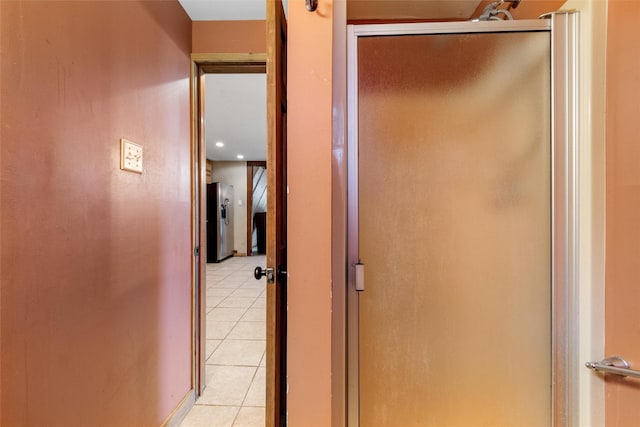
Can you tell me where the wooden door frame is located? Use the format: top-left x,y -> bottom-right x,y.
246,161 -> 267,257
189,52 -> 267,398
266,2 -> 288,426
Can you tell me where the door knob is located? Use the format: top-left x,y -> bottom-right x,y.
254,266 -> 274,283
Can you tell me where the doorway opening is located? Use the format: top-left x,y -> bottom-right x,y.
186,54 -> 268,426
201,72 -> 268,421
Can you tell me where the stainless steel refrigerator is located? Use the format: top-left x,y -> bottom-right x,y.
207,182 -> 234,262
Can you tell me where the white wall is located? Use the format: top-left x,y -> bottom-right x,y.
211,161 -> 247,255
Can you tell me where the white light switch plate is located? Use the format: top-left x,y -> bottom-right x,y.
120,138 -> 143,173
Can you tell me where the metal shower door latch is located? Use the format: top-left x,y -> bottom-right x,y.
355,263 -> 365,291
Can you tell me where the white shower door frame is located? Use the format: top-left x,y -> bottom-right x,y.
346,13 -> 580,427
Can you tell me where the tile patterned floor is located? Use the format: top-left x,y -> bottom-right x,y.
179,255 -> 266,427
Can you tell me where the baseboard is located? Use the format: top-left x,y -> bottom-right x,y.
162,390 -> 195,427
233,252 -> 247,257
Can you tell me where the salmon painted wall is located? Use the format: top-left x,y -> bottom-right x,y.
192,20 -> 266,54
287,0 -> 334,425
0,1 -> 192,426
605,0 -> 640,425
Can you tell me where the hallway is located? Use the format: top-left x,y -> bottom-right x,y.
180,256 -> 266,427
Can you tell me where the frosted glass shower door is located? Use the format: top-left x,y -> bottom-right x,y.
354,28 -> 552,427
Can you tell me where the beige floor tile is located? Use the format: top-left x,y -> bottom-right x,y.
232,407 -> 265,427
208,280 -> 240,288
204,363 -> 216,384
206,278 -> 230,285
206,272 -> 230,280
218,296 -> 256,309
179,405 -> 238,427
198,365 -> 257,406
206,320 -> 236,340
208,307 -> 248,322
239,280 -> 264,290
217,262 -> 238,268
206,339 -> 223,360
207,295 -> 226,308
208,339 -> 265,366
178,255 -> 267,425
227,322 -> 266,340
243,367 -> 266,407
213,269 -> 233,273
217,270 -> 241,275
208,287 -> 236,297
231,288 -> 263,298
239,273 -> 258,279
206,279 -> 231,287
215,277 -> 250,286
251,298 -> 266,309
206,269 -> 229,275
240,308 -> 265,322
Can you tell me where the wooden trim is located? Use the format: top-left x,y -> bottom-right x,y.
247,161 -> 268,257
191,52 -> 267,63
190,58 -> 208,397
201,64 -> 266,73
191,53 -> 267,74
246,164 -> 253,257
161,391 -> 195,427
197,71 -> 207,396
189,56 -> 202,397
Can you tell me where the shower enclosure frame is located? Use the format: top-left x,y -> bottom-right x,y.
346,13 -> 579,427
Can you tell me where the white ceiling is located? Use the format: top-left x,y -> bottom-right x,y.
179,0 -> 267,21
205,74 -> 267,161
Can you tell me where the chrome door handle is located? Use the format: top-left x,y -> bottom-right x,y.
585,355 -> 640,379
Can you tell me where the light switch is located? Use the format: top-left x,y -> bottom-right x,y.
120,138 -> 143,173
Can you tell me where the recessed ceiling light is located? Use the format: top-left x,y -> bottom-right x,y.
237,154 -> 245,159
215,141 -> 224,147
